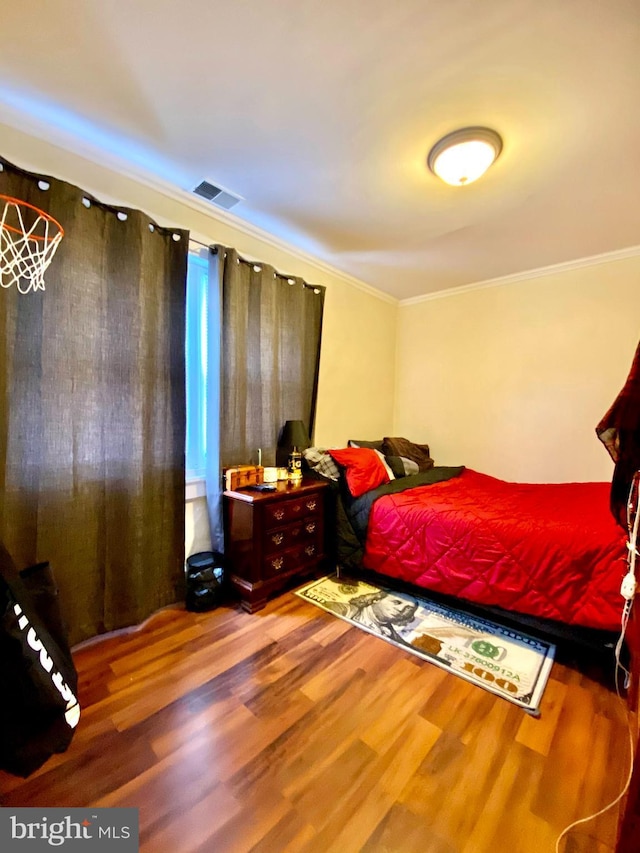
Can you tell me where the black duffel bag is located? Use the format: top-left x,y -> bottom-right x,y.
0,544 -> 80,777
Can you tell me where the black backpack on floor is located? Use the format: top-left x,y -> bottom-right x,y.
185,551 -> 225,612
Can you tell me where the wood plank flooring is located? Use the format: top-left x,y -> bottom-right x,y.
0,589 -> 634,853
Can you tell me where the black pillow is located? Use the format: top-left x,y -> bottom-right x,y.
384,455 -> 407,478
347,439 -> 384,452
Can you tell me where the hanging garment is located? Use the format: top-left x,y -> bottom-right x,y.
0,545 -> 80,777
596,339 -> 640,530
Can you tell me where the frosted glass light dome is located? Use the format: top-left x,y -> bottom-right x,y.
428,128 -> 503,186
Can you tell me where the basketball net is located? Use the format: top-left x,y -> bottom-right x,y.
0,194 -> 64,294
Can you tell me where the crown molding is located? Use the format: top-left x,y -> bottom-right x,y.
400,245 -> 640,306
3,109 -> 638,311
0,109 -> 397,306
147,184 -> 397,305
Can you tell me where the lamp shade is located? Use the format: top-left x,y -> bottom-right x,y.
276,420 -> 311,467
427,127 -> 502,187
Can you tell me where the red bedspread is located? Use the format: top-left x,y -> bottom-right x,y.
362,469 -> 627,631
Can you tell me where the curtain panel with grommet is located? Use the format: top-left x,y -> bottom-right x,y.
0,156 -> 188,646
205,244 -> 325,549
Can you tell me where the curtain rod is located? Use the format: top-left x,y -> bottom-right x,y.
187,239 -> 324,293
189,237 -> 209,250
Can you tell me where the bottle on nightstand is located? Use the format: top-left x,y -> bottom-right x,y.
287,446 -> 303,485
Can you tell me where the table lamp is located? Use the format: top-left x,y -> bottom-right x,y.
276,420 -> 311,468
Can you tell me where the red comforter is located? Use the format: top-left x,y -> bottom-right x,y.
362,469 -> 627,631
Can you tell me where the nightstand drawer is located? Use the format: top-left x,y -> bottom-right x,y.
264,518 -> 320,554
263,539 -> 322,578
264,495 -> 321,527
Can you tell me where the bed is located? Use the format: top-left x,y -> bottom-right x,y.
304,441 -> 628,637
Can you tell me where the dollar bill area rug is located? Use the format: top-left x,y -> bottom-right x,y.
296,575 -> 555,715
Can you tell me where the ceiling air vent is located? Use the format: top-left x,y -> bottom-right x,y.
192,180 -> 243,211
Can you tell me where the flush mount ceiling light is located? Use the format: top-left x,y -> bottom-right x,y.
427,127 -> 503,186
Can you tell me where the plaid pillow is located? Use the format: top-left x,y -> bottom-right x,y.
303,447 -> 341,481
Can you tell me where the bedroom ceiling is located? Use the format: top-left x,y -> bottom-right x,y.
1,0 -> 639,301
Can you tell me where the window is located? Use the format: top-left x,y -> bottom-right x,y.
185,249 -> 208,479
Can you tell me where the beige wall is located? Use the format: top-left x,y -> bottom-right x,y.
1,123 -> 398,554
395,256 -> 640,483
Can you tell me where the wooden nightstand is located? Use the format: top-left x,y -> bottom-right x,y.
223,478 -> 329,612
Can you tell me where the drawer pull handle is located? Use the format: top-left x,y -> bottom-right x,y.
306,500 -> 317,510
292,504 -> 301,513
271,533 -> 284,545
304,545 -> 315,556
271,557 -> 284,571
305,522 -> 316,533
273,509 -> 285,520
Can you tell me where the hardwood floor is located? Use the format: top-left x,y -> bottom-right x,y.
0,589 -> 634,853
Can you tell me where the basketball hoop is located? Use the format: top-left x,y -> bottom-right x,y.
0,194 -> 64,294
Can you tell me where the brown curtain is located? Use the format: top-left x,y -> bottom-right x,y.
0,157 -> 188,646
214,245 -> 325,468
